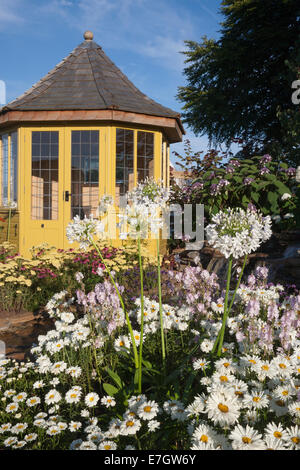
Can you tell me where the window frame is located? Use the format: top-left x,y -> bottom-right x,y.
114,126 -> 161,203
0,129 -> 18,208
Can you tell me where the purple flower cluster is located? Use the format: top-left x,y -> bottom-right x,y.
260,154 -> 272,164
165,266 -> 219,315
77,280 -> 125,335
72,247 -> 117,275
243,177 -> 254,185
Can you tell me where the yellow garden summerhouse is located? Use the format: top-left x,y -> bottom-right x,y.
0,31 -> 184,256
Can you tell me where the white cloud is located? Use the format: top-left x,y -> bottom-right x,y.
137,36 -> 185,71
35,0 -> 195,71
0,0 -> 24,30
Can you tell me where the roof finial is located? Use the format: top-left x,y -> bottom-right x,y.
84,31 -> 94,41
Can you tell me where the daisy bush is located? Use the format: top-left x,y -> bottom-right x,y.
1,205 -> 300,450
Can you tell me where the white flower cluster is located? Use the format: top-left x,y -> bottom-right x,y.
66,215 -> 105,250
206,208 -> 272,259
236,285 -> 283,307
185,349 -> 300,450
118,178 -> 170,239
130,297 -> 192,335
45,290 -> 70,318
127,177 -> 170,209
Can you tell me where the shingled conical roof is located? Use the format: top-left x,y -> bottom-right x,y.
2,32 -> 181,124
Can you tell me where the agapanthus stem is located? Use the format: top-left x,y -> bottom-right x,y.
227,254 -> 248,315
216,255 -> 233,356
91,239 -> 139,371
157,237 -> 166,366
212,254 -> 248,356
7,207 -> 11,242
138,237 -> 144,393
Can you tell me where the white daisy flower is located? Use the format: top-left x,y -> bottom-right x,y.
137,400 -> 159,420
101,396 -> 116,408
229,424 -> 264,450
85,392 -> 99,408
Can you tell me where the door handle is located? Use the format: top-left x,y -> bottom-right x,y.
64,190 -> 72,202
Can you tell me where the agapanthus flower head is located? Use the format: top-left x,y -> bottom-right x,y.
127,177 -> 170,209
119,178 -> 170,239
206,207 -> 272,259
2,198 -> 17,209
97,195 -> 114,216
66,215 -> 105,250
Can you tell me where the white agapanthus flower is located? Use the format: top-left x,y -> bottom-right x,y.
2,198 -> 17,209
206,208 -> 272,259
119,178 -> 170,239
281,193 -> 292,200
97,195 -> 114,216
66,215 -> 105,250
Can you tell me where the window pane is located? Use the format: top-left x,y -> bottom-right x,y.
71,130 -> 99,219
137,131 -> 154,182
31,131 -> 59,220
115,128 -> 134,205
1,134 -> 9,205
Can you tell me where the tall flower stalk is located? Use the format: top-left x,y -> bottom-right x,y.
137,237 -> 144,393
157,237 -> 166,366
126,178 -> 170,385
66,214 -> 139,381
207,207 -> 272,356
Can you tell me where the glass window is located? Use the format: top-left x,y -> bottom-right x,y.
1,134 -> 8,205
137,131 -> 154,183
10,132 -> 18,204
115,128 -> 134,205
31,131 -> 59,220
71,130 -> 99,219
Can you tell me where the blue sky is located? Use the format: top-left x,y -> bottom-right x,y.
0,0 -> 229,166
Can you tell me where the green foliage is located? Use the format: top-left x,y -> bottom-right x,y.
177,0 -> 300,164
170,145 -> 299,231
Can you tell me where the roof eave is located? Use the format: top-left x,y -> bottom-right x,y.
0,108 -> 184,143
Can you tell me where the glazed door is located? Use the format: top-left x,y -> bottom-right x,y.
62,128 -> 102,249
23,127 -> 102,255
23,128 -> 65,255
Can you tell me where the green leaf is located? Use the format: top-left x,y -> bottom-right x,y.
251,192 -> 260,203
105,367 -> 123,389
141,359 -> 153,369
103,383 -> 119,396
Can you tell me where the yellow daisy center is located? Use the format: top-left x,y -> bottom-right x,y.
218,403 -> 229,413
242,437 -> 252,444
